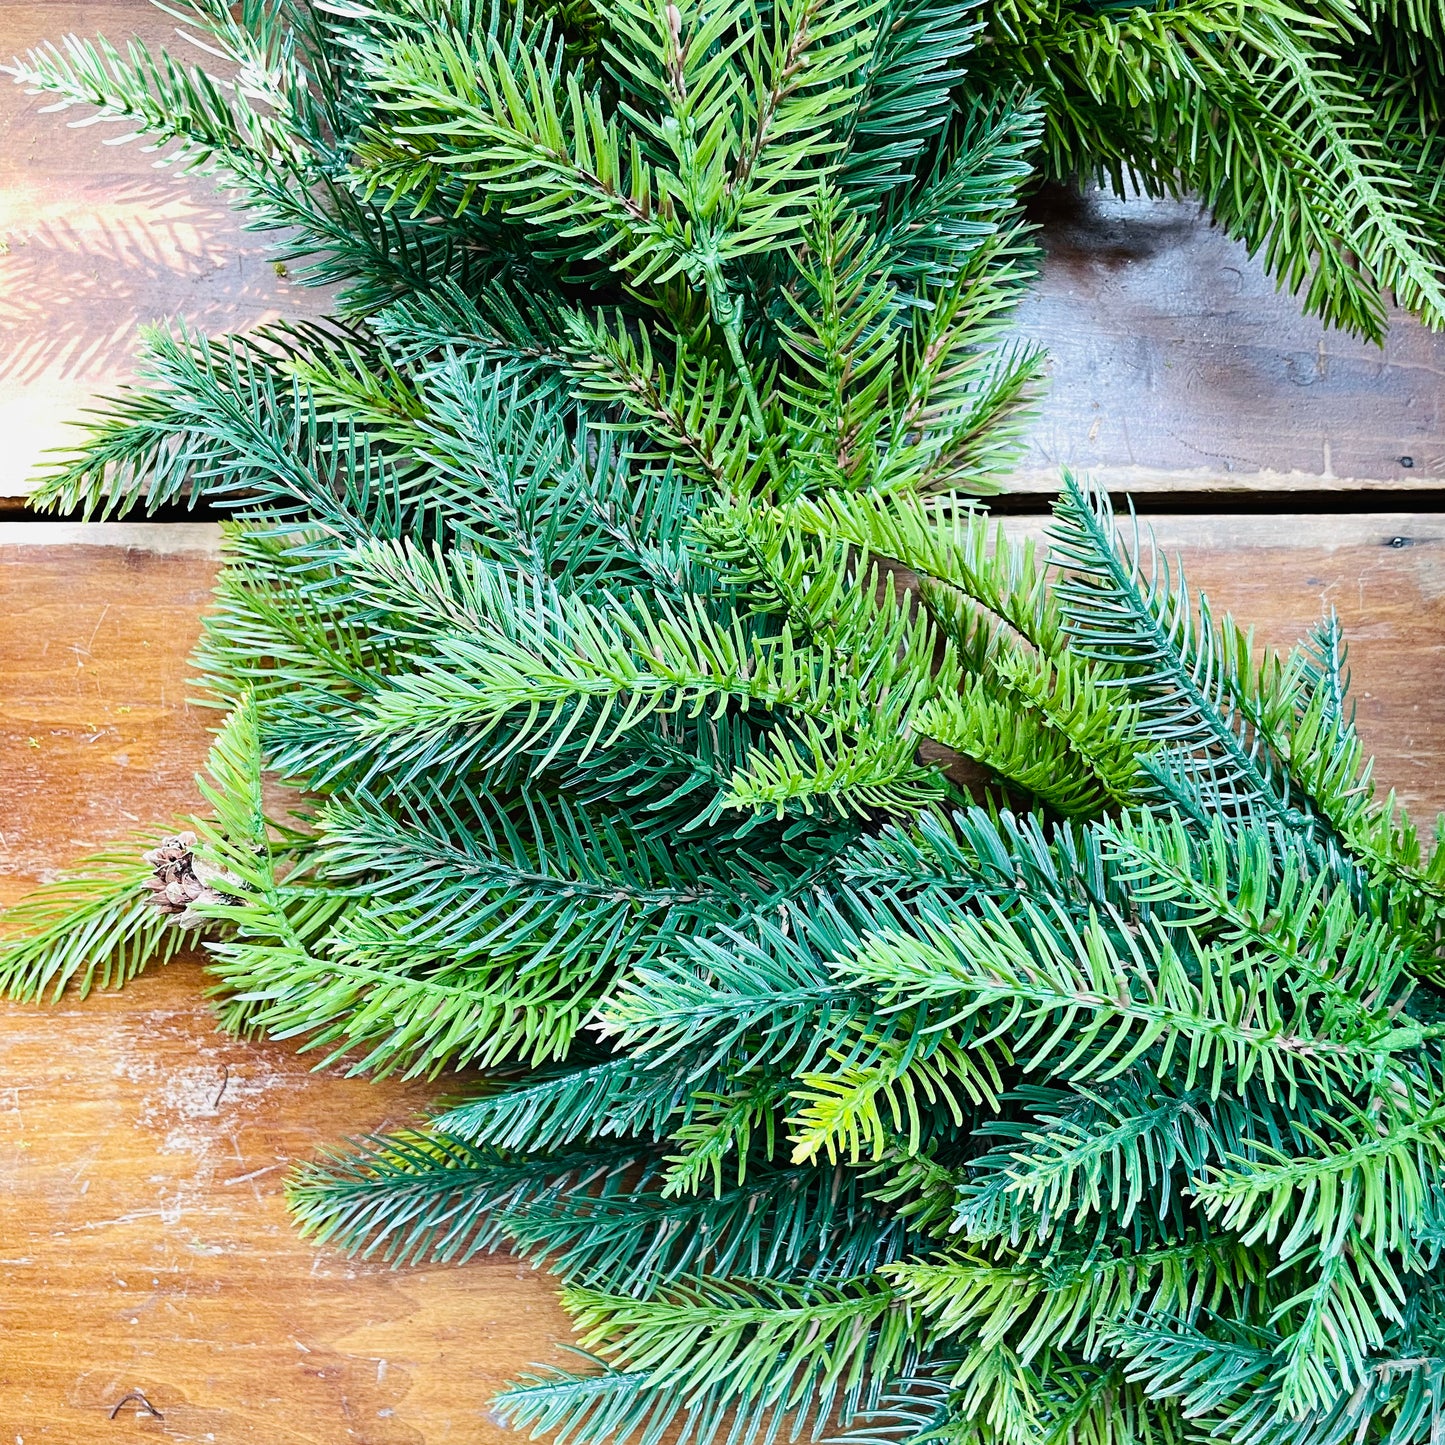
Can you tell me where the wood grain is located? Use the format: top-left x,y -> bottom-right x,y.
1120,514 -> 1445,819
3,5 -> 1444,499
0,523 -> 219,903
1012,188 -> 1445,492
0,522 -> 1443,1440
0,528 -> 571,1444
0,1 -> 333,501
0,966 -> 570,1444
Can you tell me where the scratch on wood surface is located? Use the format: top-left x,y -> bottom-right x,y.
221,1164 -> 284,1188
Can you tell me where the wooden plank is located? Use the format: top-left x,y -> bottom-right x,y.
1000,511 -> 1445,820
1013,189 -> 1445,494
0,1 -> 333,502
0,527 -> 571,1443
1135,514 -> 1445,820
0,968 -> 570,1443
0,522 -> 219,903
4,6 -> 1444,501
1,520 -> 1443,1439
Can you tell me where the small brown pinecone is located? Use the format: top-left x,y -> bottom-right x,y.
142,832 -> 244,930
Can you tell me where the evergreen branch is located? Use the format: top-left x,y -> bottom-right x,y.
288,1131 -> 645,1264
1049,473 -> 1307,833
12,5 -> 1445,1443
836,895 -> 1406,1100
0,842 -> 197,1001
563,1273 -> 913,1410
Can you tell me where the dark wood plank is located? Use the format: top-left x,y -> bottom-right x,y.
4,6 -> 1445,499
1013,189 -> 1445,493
0,1 -> 332,502
1,521 -> 1443,1439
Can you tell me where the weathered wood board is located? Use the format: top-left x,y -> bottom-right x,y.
0,526 -> 572,1443
4,3 -> 1445,502
0,521 -> 1443,1439
1012,188 -> 1445,492
1067,513 -> 1445,817
0,1 -> 333,502
0,523 -> 218,903
0,965 -> 571,1443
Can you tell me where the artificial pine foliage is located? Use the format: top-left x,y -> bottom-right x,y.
5,3 -> 1445,1445
9,0 -> 1445,340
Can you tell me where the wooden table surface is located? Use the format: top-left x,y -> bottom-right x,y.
2,2 -> 1445,1441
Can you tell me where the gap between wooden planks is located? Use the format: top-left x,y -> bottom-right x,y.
0,519 -> 1443,1440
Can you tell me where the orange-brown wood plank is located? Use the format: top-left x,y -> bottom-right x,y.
0,969 -> 569,1443
0,523 -> 218,900
0,527 -> 570,1444
0,520 -> 1443,1439
1136,514 -> 1445,818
